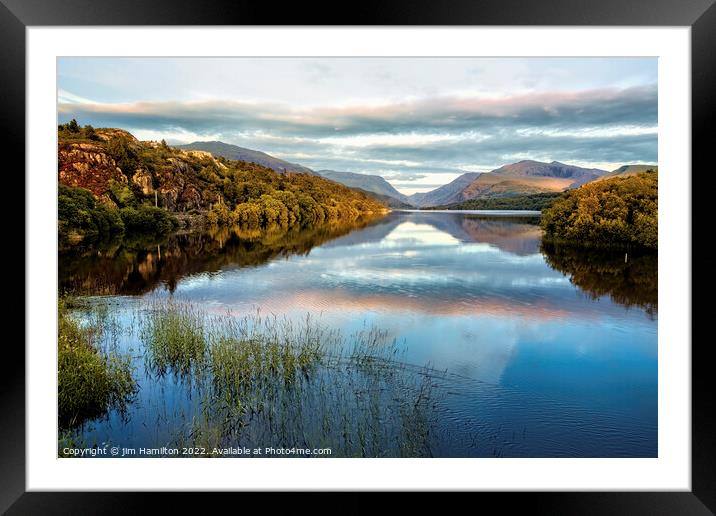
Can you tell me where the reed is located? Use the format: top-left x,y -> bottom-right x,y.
62,298 -> 445,457
58,297 -> 136,429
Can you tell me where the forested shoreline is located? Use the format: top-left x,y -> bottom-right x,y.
540,171 -> 657,250
58,121 -> 387,250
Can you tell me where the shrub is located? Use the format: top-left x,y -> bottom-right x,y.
58,185 -> 124,248
108,180 -> 137,208
82,124 -> 100,141
119,205 -> 178,234
233,202 -> 262,228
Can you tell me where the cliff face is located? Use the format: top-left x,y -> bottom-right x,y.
58,128 -> 225,211
58,141 -> 127,203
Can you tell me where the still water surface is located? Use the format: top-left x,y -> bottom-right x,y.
61,211 -> 657,457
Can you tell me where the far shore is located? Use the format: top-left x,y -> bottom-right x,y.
398,209 -> 542,216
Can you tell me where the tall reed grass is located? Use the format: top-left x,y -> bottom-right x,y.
58,297 -> 136,429
61,298 -> 445,457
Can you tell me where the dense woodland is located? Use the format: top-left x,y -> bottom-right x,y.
429,192 -> 562,211
540,171 -> 657,249
202,165 -> 386,228
57,121 -> 386,249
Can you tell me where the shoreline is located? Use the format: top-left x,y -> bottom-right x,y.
397,209 -> 542,216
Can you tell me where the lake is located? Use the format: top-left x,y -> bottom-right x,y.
60,211 -> 657,457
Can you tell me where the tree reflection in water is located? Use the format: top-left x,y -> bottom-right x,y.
540,241 -> 657,317
59,216 -> 384,296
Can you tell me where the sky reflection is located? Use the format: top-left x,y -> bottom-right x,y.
152,212 -> 656,398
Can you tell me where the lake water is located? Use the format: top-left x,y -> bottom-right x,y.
61,211 -> 657,457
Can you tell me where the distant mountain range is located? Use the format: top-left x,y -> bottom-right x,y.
407,161 -> 608,208
405,161 -> 656,208
176,141 -> 315,175
407,173 -> 481,208
317,170 -> 411,203
174,140 -> 656,210
351,188 -> 414,209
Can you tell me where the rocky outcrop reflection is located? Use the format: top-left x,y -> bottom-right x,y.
59,216 -> 384,296
540,242 -> 657,316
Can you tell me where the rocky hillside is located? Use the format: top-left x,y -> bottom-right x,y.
596,164 -> 658,181
58,126 -> 383,217
58,127 -> 223,212
541,170 -> 657,249
58,123 -> 388,238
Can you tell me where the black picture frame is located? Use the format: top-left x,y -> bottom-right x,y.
5,0 -> 715,512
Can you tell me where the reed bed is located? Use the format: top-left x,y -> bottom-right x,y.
58,297 -> 136,429
60,298 -> 445,457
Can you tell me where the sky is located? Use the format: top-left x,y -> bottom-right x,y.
57,57 -> 658,195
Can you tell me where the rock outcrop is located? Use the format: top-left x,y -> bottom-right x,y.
131,168 -> 154,195
58,132 -> 228,212
58,142 -> 127,197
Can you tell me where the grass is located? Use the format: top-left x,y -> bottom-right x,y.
140,303 -> 207,376
138,301 -> 442,456
60,298 -> 446,457
58,297 -> 137,430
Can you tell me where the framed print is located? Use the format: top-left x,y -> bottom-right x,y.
5,0 -> 715,512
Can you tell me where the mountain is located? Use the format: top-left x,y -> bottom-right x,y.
597,164 -> 658,181
490,160 -> 607,182
413,161 -> 608,208
352,188 -> 414,209
317,170 -> 411,204
176,141 -> 315,175
408,173 -> 481,208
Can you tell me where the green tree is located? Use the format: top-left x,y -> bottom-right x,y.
106,137 -> 140,178
82,124 -> 99,141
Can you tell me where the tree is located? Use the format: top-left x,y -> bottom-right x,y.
83,124 -> 99,141
106,136 -> 140,178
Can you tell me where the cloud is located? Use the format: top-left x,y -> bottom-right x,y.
58,85 -> 657,177
381,172 -> 428,182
